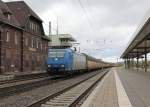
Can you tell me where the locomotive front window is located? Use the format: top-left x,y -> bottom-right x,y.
49,52 -> 57,57
48,51 -> 65,58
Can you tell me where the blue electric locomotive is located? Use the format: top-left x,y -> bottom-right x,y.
47,48 -> 73,74
46,48 -> 110,75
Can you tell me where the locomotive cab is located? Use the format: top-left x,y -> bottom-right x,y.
47,49 -> 73,74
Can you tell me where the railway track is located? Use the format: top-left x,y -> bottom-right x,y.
0,75 -> 64,99
28,70 -> 108,107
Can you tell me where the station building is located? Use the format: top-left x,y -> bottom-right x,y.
0,0 -> 50,73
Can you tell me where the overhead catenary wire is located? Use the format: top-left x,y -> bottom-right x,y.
85,0 -> 105,31
77,0 -> 97,35
77,0 -> 111,47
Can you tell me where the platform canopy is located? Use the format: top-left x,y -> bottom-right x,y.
121,10 -> 150,59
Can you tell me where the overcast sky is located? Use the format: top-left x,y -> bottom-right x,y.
5,0 -> 150,62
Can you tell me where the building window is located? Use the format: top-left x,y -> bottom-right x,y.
7,14 -> 11,20
34,39 -> 36,48
4,13 -> 11,20
14,32 -> 18,44
33,23 -> 35,31
30,22 -> 32,30
35,25 -> 38,32
30,22 -> 34,30
6,31 -> 10,42
38,42 -> 41,49
25,37 -> 28,46
32,23 -> 34,30
45,45 -> 47,52
36,40 -> 39,48
31,39 -> 36,48
29,21 -> 39,33
41,43 -> 42,51
31,39 -> 34,48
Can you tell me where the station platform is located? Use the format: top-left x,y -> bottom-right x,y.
81,67 -> 150,107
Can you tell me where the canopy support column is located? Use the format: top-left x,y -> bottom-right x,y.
127,58 -> 129,69
136,49 -> 139,72
144,40 -> 147,72
129,58 -> 131,69
124,59 -> 127,69
132,58 -> 134,69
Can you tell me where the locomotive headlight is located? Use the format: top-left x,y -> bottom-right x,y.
48,65 -> 51,67
55,58 -> 58,61
61,65 -> 64,67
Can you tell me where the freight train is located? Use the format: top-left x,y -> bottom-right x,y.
46,48 -> 112,75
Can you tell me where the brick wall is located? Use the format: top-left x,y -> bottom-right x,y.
0,25 -> 22,73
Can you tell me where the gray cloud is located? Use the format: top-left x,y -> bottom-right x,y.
4,0 -> 150,62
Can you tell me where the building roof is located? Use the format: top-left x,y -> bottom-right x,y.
0,0 -> 20,27
58,34 -> 76,41
121,9 -> 150,58
6,1 -> 42,28
42,36 -> 51,41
